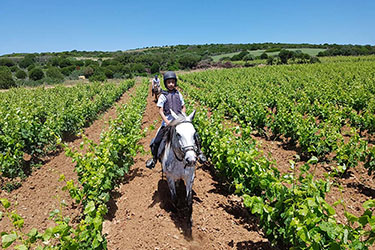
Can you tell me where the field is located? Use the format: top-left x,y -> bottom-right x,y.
1,56 -> 375,249
211,48 -> 326,62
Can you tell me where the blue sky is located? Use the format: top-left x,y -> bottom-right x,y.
0,0 -> 374,55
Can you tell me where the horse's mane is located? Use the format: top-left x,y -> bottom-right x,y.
168,114 -> 187,127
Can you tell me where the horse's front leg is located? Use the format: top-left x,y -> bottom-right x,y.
185,171 -> 195,228
166,177 -> 177,206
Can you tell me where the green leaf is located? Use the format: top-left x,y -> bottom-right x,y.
43,227 -> 53,241
0,198 -> 10,209
323,203 -> 336,216
2,233 -> 17,248
14,245 -> 28,250
308,156 -> 318,164
328,242 -> 340,250
27,228 -> 38,238
297,227 -> 309,243
363,199 -> 375,209
358,215 -> 369,227
84,201 -> 96,215
345,211 -> 358,224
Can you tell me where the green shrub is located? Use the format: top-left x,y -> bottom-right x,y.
0,67 -> 16,89
243,54 -> 254,61
68,69 -> 83,80
0,58 -> 15,67
150,63 -> 160,74
15,69 -> 27,79
27,64 -> 35,71
89,72 -> 106,82
103,68 -> 114,79
178,53 -> 201,69
46,66 -> 64,80
19,55 -> 35,68
113,72 -> 124,79
83,66 -> 94,78
10,65 -> 18,72
260,52 -> 268,59
130,63 -> 146,73
60,66 -> 75,76
29,67 -> 44,81
59,58 -> 72,68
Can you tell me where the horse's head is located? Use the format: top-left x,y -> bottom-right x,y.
169,110 -> 197,166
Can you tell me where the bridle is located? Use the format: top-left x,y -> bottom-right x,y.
173,121 -> 198,157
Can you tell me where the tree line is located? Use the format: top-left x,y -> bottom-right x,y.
0,43 -> 374,89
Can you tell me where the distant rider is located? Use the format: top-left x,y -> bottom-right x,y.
152,75 -> 160,94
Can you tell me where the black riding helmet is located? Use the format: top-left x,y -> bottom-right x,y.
163,71 -> 178,89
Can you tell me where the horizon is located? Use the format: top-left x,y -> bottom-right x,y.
2,42 -> 374,57
1,0 -> 374,56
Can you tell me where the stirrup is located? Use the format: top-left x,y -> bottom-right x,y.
198,153 -> 207,164
146,158 -> 156,169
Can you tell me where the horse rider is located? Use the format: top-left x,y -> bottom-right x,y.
152,75 -> 160,94
146,71 -> 207,169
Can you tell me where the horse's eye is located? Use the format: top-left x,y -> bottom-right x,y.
177,133 -> 181,138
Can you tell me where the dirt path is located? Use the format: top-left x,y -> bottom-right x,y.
103,87 -> 274,250
0,80 -> 140,234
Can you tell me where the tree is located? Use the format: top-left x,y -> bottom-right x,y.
59,58 -> 72,68
260,52 -> 268,59
103,67 -> 114,78
46,67 -> 64,80
89,72 -> 106,82
83,66 -> 94,78
0,58 -> 15,67
15,69 -> 27,79
150,63 -> 160,74
29,68 -> 44,81
19,55 -> 35,68
0,67 -> 16,89
278,50 -> 294,64
178,53 -> 201,69
60,66 -> 76,76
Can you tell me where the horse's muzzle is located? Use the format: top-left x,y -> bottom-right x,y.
184,150 -> 197,167
185,158 -> 196,166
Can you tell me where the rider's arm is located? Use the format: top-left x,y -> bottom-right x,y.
179,92 -> 186,114
159,107 -> 170,125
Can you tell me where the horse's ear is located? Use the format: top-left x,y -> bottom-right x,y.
187,109 -> 196,121
170,109 -> 179,120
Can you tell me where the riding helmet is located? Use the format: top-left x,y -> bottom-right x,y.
163,71 -> 178,88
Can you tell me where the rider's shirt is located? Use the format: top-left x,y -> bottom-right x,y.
157,90 -> 185,126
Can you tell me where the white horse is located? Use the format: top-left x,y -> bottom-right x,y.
161,109 -> 198,229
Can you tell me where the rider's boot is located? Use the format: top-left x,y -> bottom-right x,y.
194,133 -> 207,164
146,157 -> 156,169
146,142 -> 158,169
